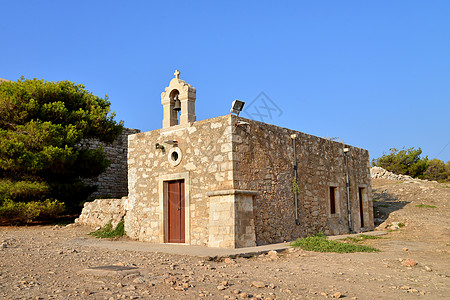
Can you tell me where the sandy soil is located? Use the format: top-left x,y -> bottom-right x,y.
0,178 -> 449,299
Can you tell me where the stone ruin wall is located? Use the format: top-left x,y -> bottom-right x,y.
370,166 -> 438,183
82,127 -> 140,199
75,198 -> 125,228
232,115 -> 374,245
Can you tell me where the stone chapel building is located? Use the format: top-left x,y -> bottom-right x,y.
77,71 -> 374,248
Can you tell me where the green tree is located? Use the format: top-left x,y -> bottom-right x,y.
0,78 -> 123,220
372,147 -> 429,178
423,159 -> 450,182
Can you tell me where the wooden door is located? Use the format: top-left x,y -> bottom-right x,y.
168,180 -> 185,243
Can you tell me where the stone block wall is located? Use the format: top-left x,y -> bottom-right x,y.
124,114 -> 373,248
231,115 -> 374,245
82,128 -> 140,199
206,190 -> 257,248
124,116 -> 234,245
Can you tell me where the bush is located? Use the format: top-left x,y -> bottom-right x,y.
0,78 -> 123,218
372,147 -> 429,178
89,220 -> 125,239
0,179 -> 49,203
373,147 -> 450,182
423,159 -> 450,182
0,199 -> 65,223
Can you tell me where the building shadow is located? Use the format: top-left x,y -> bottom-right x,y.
372,188 -> 410,228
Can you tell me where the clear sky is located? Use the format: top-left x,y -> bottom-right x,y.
1,1 -> 449,162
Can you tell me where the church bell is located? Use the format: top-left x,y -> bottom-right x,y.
173,95 -> 181,112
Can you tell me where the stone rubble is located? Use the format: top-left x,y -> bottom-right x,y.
75,198 -> 126,228
370,166 -> 437,183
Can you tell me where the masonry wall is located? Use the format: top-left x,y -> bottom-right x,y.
83,128 -> 140,199
75,198 -> 126,228
123,114 -> 373,247
124,116 -> 234,245
231,115 -> 374,245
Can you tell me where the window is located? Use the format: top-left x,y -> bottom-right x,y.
358,187 -> 365,228
329,187 -> 337,215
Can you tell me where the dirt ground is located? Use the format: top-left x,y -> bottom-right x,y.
0,178 -> 449,299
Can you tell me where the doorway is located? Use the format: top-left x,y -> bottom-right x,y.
167,179 -> 185,243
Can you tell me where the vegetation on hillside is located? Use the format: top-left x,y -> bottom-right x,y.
0,78 -> 123,223
89,220 -> 125,239
372,147 -> 450,182
290,232 -> 380,253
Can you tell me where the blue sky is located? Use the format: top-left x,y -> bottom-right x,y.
1,1 -> 449,162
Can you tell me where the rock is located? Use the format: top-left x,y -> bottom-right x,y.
224,258 -> 236,264
251,281 -> 266,288
222,280 -> 229,286
239,292 -> 249,298
81,289 -> 91,295
267,250 -> 278,260
424,266 -> 432,272
1,243 -> 7,248
233,289 -> 241,294
217,285 -> 227,290
174,286 -> 185,291
133,277 -> 145,284
333,292 -> 342,298
402,248 -> 408,251
402,258 -> 417,267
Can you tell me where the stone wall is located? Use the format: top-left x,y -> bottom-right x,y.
75,198 -> 125,228
83,128 -> 140,199
232,115 -> 374,245
124,114 -> 373,248
206,190 -> 257,248
124,115 -> 234,245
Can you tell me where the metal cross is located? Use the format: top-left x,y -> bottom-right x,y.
174,70 -> 180,79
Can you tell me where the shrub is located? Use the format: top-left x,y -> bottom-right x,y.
0,179 -> 49,204
0,199 -> 65,223
0,78 -> 123,216
89,220 -> 125,239
423,159 -> 450,182
372,147 -> 429,178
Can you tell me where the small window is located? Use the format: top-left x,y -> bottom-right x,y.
329,187 -> 337,215
359,187 -> 365,228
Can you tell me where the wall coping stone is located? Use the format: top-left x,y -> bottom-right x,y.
206,189 -> 258,197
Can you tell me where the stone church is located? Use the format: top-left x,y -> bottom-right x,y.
77,71 -> 374,248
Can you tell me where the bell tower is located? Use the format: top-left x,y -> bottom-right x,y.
161,70 -> 196,128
